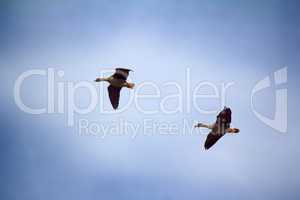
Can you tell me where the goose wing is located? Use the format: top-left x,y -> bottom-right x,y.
112,68 -> 132,81
215,107 -> 232,132
108,85 -> 122,109
204,131 -> 225,150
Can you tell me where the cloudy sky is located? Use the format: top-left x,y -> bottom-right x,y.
1,0 -> 299,199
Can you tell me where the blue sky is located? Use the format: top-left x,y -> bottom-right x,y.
1,0 -> 300,199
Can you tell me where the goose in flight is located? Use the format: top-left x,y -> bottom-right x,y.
95,68 -> 134,109
194,107 -> 240,150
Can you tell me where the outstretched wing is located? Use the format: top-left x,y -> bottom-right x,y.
108,85 -> 122,109
215,107 -> 232,132
112,68 -> 132,81
204,131 -> 225,150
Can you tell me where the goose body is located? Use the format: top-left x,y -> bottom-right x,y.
195,107 -> 240,150
95,68 -> 134,109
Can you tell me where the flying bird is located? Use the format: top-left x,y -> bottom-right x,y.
95,68 -> 134,109
194,107 -> 240,150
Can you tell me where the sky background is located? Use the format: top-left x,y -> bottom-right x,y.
1,0 -> 300,199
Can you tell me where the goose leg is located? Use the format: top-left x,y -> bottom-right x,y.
226,128 -> 240,134
124,82 -> 135,89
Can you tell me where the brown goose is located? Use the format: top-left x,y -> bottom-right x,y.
194,107 -> 240,150
95,68 -> 134,109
